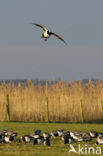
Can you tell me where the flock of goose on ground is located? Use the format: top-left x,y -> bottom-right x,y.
0,129 -> 103,146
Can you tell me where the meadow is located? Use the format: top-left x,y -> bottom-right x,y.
0,122 -> 103,156
0,79 -> 103,122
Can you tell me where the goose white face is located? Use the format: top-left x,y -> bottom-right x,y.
25,136 -> 30,142
4,136 -> 9,142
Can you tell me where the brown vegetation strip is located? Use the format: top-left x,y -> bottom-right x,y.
0,80 -> 103,122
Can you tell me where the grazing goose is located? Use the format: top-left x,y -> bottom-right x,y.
57,130 -> 65,137
63,136 -> 75,144
33,136 -> 44,145
97,132 -> 103,137
33,134 -> 44,145
70,132 -> 80,141
37,136 -> 44,144
4,135 -> 17,143
3,129 -> 17,137
43,132 -> 51,146
34,130 -> 42,136
33,134 -> 40,139
63,131 -> 70,137
82,133 -> 92,141
31,23 -> 67,45
96,136 -> 103,145
70,132 -> 92,142
61,132 -> 75,144
61,134 -> 69,144
0,131 -> 6,143
79,132 -> 92,141
70,132 -> 84,142
19,135 -> 34,143
0,134 -> 4,143
90,131 -> 98,138
51,130 -> 58,138
68,137 -> 76,144
61,131 -> 70,141
43,132 -> 51,138
44,137 -> 51,146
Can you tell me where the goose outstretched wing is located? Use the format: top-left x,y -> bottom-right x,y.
31,23 -> 48,31
50,32 -> 67,45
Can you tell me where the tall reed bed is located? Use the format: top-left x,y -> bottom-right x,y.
0,80 -> 103,122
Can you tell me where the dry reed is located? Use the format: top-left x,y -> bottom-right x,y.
0,79 -> 103,122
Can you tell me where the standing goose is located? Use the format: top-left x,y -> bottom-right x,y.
31,23 -> 67,45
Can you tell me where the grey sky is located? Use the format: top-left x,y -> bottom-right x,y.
0,0 -> 103,81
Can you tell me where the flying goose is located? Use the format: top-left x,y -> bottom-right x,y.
31,23 -> 67,45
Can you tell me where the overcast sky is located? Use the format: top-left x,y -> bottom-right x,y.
0,0 -> 103,81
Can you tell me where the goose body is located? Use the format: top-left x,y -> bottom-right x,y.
70,132 -> 92,142
82,133 -> 92,141
96,136 -> 103,145
33,136 -> 44,145
51,130 -> 58,138
43,132 -> 51,146
4,135 -> 17,143
37,136 -> 44,144
19,135 -> 33,143
0,135 -> 4,143
3,129 -> 17,137
33,134 -> 40,139
44,137 -> 51,146
70,132 -> 82,141
43,30 -> 50,38
90,131 -> 98,138
31,23 -> 67,45
43,132 -> 51,138
63,136 -> 75,144
97,132 -> 103,137
68,137 -> 76,144
61,134 -> 69,144
61,131 -> 70,141
57,129 -> 65,137
34,130 -> 42,136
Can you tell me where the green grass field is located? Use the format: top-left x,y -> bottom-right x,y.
0,122 -> 103,156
